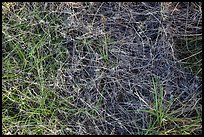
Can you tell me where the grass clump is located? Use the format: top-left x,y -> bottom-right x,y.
141,78 -> 202,135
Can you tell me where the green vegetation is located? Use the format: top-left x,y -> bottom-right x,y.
141,78 -> 202,135
2,2 -> 202,135
2,2 -> 69,134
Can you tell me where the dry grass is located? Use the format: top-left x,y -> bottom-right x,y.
2,2 -> 202,135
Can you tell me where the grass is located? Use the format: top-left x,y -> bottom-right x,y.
175,35 -> 202,78
2,3 -> 71,134
2,3 -> 108,134
140,77 -> 202,135
79,33 -> 110,64
78,21 -> 111,65
2,2 -> 202,135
